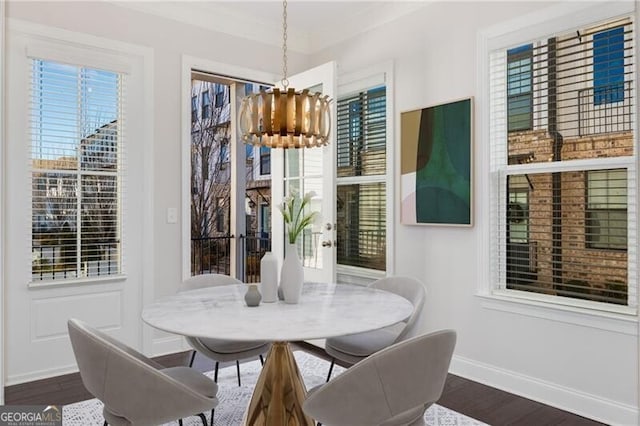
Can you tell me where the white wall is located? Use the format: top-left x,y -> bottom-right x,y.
312,2 -> 638,425
4,0 -> 307,357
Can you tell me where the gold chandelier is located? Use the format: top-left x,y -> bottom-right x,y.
239,0 -> 332,149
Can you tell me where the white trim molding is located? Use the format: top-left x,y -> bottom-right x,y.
0,0 -> 5,405
450,354 -> 638,426
151,335 -> 190,358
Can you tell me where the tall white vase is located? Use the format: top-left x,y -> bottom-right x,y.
260,251 -> 278,303
280,242 -> 304,304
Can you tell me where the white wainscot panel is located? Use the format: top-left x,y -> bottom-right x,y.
31,291 -> 122,341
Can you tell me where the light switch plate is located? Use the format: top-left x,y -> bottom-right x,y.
166,207 -> 178,224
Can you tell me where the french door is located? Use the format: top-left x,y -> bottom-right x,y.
271,62 -> 337,283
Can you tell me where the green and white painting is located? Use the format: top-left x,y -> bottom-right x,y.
400,98 -> 472,226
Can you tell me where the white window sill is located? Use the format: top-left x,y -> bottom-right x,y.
28,274 -> 127,289
336,265 -> 385,285
477,290 -> 637,335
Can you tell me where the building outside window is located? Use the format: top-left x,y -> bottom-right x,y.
190,76 -> 271,277
490,16 -> 635,307
260,145 -> 271,175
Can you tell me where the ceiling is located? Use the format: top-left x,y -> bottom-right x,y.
114,1 -> 429,54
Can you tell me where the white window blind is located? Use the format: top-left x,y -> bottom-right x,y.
336,85 -> 386,271
489,17 -> 636,308
30,58 -> 125,282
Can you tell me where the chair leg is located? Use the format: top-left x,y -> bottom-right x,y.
236,360 -> 241,386
214,361 -> 219,382
197,413 -> 207,426
326,358 -> 335,382
103,422 -> 108,426
259,354 -> 264,365
210,408 -> 215,426
178,420 -> 183,426
189,350 -> 196,367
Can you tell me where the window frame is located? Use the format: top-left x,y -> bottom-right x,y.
29,58 -> 125,284
335,62 -> 394,280
477,2 -> 637,319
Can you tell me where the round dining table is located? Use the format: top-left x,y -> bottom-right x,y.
142,282 -> 414,426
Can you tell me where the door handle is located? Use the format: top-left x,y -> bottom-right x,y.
321,240 -> 332,247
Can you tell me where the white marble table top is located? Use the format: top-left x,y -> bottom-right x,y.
142,282 -> 414,342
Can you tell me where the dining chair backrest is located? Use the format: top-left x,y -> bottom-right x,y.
68,318 -> 214,424
369,276 -> 426,342
303,330 -> 457,426
180,273 -> 242,291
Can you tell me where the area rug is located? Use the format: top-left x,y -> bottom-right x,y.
63,351 -> 486,425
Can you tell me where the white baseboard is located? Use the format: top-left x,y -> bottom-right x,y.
151,335 -> 190,357
450,354 -> 638,426
6,364 -> 78,386
6,338 -> 188,387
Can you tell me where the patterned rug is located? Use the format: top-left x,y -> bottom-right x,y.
63,351 -> 486,425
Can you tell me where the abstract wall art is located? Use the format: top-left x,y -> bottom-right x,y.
400,98 -> 472,226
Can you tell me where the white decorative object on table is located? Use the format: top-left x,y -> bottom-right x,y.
260,251 -> 278,303
280,243 -> 304,304
277,190 -> 318,304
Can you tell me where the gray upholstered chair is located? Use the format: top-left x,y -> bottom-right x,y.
303,330 -> 456,426
325,276 -> 426,380
180,273 -> 270,386
68,318 -> 218,426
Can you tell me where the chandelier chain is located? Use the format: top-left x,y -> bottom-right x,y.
282,0 -> 289,89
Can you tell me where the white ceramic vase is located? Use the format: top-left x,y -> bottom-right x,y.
280,242 -> 303,304
260,251 -> 278,303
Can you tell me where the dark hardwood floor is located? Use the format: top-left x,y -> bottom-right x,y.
5,344 -> 604,426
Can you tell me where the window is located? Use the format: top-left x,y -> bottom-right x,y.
260,146 -> 270,175
259,204 -> 271,235
593,27 -> 624,105
191,95 -> 197,122
586,169 -> 627,250
507,44 -> 533,131
336,85 -> 387,271
30,59 -> 123,281
202,90 -> 211,119
215,197 -> 225,233
215,84 -> 225,108
490,17 -> 635,307
219,141 -> 229,164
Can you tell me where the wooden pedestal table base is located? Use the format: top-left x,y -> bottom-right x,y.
244,342 -> 314,426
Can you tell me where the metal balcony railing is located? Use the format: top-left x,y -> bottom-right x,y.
191,233 -> 271,283
578,81 -> 633,136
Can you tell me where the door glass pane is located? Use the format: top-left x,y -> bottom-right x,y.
283,83 -> 325,270
337,183 -> 385,270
